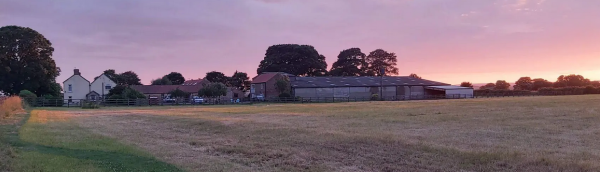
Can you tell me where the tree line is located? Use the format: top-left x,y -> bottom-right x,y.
459,74 -> 600,91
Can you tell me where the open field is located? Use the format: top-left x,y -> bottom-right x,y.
2,95 -> 600,171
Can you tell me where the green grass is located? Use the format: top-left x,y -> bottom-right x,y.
0,110 -> 183,172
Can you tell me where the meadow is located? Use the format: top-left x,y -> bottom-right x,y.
2,95 -> 600,172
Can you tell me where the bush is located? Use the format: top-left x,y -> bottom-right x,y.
0,97 -> 23,118
198,83 -> 228,98
371,94 -> 380,101
18,90 -> 37,106
81,101 -> 100,109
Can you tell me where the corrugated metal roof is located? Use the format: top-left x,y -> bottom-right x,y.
291,76 -> 449,88
425,86 -> 473,91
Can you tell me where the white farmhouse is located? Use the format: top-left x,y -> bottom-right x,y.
63,69 -> 116,102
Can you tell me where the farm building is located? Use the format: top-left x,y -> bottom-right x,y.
251,73 -> 474,100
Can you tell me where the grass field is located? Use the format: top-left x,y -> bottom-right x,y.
2,95 -> 600,171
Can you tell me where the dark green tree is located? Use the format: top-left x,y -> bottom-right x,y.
257,44 -> 327,76
165,72 -> 185,85
554,74 -> 590,87
168,88 -> 189,98
230,71 -> 251,91
532,78 -> 553,90
275,76 -> 290,96
151,76 -> 173,85
460,82 -> 473,88
365,49 -> 399,76
479,83 -> 496,90
328,48 -> 368,76
495,80 -> 511,90
198,82 -> 228,98
409,73 -> 422,79
119,71 -> 142,85
0,26 -> 60,96
514,77 -> 533,90
205,71 -> 229,85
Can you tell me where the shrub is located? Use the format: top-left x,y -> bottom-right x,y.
198,83 -> 228,98
81,101 -> 100,109
371,94 -> 380,101
18,90 -> 37,106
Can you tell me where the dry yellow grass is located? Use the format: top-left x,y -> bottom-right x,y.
0,96 -> 24,119
44,95 -> 600,171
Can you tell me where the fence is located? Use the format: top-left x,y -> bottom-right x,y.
25,94 -> 474,107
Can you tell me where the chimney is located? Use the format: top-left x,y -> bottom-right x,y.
74,69 -> 81,75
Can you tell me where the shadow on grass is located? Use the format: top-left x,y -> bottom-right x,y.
1,113 -> 183,172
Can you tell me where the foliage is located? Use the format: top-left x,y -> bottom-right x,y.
278,93 -> 292,98
230,71 -> 251,91
329,48 -> 368,76
168,88 -> 189,98
275,76 -> 290,95
100,69 -> 142,85
460,82 -> 473,88
479,83 -> 496,90
0,96 -> 22,118
0,25 -> 61,96
198,82 -> 228,98
409,73 -> 422,79
513,77 -> 533,91
494,80 -> 510,90
584,86 -> 597,94
165,72 -> 185,85
365,49 -> 399,76
121,88 -> 146,99
151,76 -> 172,85
554,74 -> 590,88
591,81 -> 600,87
81,101 -> 100,109
257,44 -> 328,76
532,78 -> 553,91
106,85 -> 145,99
107,85 -> 127,97
18,90 -> 37,106
370,94 -> 380,101
205,71 -> 230,85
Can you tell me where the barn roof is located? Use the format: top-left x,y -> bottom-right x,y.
182,79 -> 204,85
251,72 -> 294,84
291,76 -> 449,88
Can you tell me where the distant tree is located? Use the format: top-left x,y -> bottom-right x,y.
168,88 -> 189,98
119,71 -> 142,85
205,71 -> 230,85
0,26 -> 61,96
495,80 -> 511,90
554,74 -> 590,87
165,72 -> 185,85
107,85 -> 127,97
198,82 -> 228,98
328,48 -> 368,76
514,77 -> 533,90
151,76 -> 172,85
257,44 -> 328,76
479,83 -> 496,90
532,78 -> 553,90
106,85 -> 145,99
409,73 -> 422,79
460,82 -> 473,88
121,88 -> 146,99
591,81 -> 600,87
99,69 -> 119,82
365,49 -> 399,76
230,71 -> 251,91
275,76 -> 291,96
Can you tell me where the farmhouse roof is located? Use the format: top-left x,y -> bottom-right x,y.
291,76 -> 450,88
182,79 -> 205,85
130,85 -> 203,94
252,72 -> 294,84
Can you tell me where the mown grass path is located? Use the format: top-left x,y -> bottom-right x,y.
0,110 -> 183,172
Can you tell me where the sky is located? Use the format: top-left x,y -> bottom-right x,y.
1,0 -> 599,85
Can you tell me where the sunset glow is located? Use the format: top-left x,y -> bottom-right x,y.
2,0 -> 599,85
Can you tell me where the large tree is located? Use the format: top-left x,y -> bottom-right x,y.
514,77 -> 533,90
495,80 -> 511,90
0,26 -> 60,96
151,76 -> 172,85
554,74 -> 590,87
532,78 -> 553,90
365,49 -> 399,76
257,44 -> 328,76
328,48 -> 368,76
460,82 -> 473,88
165,72 -> 185,85
205,71 -> 229,85
119,71 -> 142,85
479,83 -> 496,90
230,71 -> 251,91
198,82 -> 228,98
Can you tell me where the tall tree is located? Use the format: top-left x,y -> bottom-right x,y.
257,44 -> 328,76
532,78 -> 553,90
328,48 -> 368,76
0,26 -> 60,96
479,83 -> 496,90
230,71 -> 251,91
554,74 -> 590,87
119,71 -> 142,85
151,76 -> 172,85
205,71 -> 229,85
165,72 -> 185,85
460,82 -> 473,88
495,80 -> 511,90
198,82 -> 228,98
365,49 -> 399,76
100,69 -> 119,82
514,77 -> 533,90
409,73 -> 422,79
